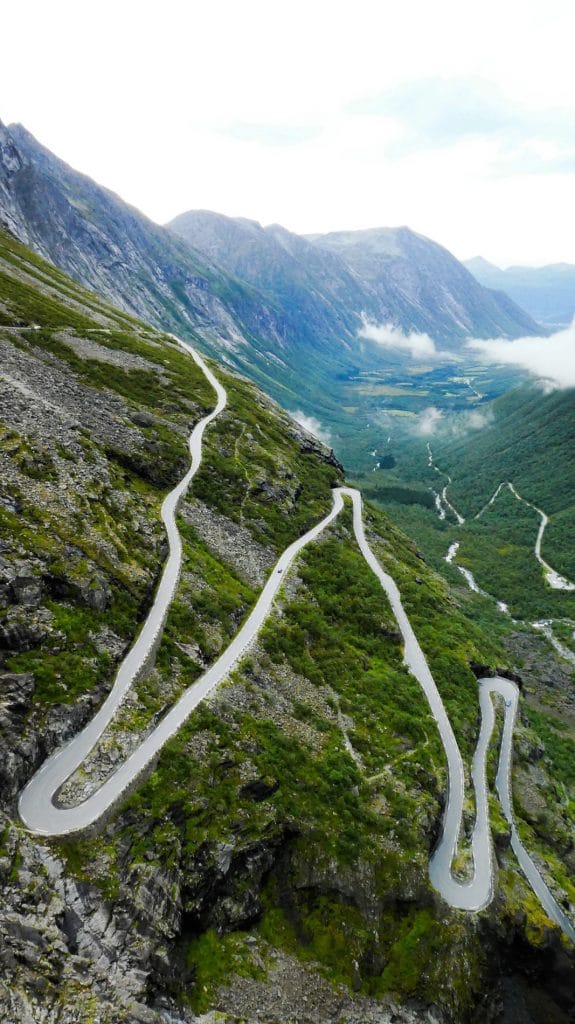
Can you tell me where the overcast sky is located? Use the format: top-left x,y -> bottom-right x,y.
2,0 -> 575,266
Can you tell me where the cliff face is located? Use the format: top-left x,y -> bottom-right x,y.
0,227 -> 573,1023
307,225 -> 541,339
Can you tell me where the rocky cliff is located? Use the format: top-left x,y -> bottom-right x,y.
307,225 -> 540,339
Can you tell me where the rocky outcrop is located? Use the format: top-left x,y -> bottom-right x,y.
0,817 -> 172,1024
213,946 -> 438,1024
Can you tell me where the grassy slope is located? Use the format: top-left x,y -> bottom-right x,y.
0,226 -> 573,1020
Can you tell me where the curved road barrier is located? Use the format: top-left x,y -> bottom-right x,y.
18,341 -> 575,943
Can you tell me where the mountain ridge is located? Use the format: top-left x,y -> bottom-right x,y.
0,118 -> 542,428
169,209 -> 541,345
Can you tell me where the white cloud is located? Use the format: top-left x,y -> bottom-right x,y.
415,407 -> 444,435
467,321 -> 575,388
358,318 -> 442,359
290,410 -> 332,446
350,76 -> 575,176
413,404 -> 492,438
464,408 -> 492,430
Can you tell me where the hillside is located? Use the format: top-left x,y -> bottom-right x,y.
355,380 -> 575,624
465,256 -> 575,328
441,384 -> 575,579
1,226 -> 575,1023
440,385 -> 575,512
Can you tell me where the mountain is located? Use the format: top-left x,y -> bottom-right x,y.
0,121 -> 248,337
465,255 -> 575,328
168,210 -> 377,349
2,224 -> 574,1023
307,226 -> 541,339
170,212 -> 541,345
0,118 -> 320,406
0,118 -> 541,424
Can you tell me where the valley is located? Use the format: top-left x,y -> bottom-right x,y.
349,380 -> 575,974
356,383 -> 575,617
1,119 -> 575,1024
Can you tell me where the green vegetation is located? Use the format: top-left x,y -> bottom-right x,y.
185,930 -> 265,1013
2,222 -> 574,1018
348,379 -> 575,626
258,888 -> 483,1016
0,224 -> 339,714
192,373 -> 340,551
66,504 -> 518,1012
115,513 -> 444,867
526,706 -> 575,788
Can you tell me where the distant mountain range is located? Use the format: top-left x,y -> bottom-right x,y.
465,256 -> 575,328
0,118 -> 541,417
169,211 -> 539,346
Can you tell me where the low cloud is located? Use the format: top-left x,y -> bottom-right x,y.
413,404 -> 492,438
464,408 -> 492,430
359,318 -> 445,359
414,406 -> 443,435
350,78 -> 514,152
291,410 -> 332,446
467,322 -> 575,388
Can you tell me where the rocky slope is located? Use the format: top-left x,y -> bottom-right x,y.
0,227 -> 574,1023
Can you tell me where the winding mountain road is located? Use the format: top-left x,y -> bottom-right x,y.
438,474 -> 574,626
479,481 -> 575,592
18,340 -> 575,943
426,443 -> 465,524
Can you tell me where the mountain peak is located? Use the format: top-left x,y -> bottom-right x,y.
465,255 -> 501,272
